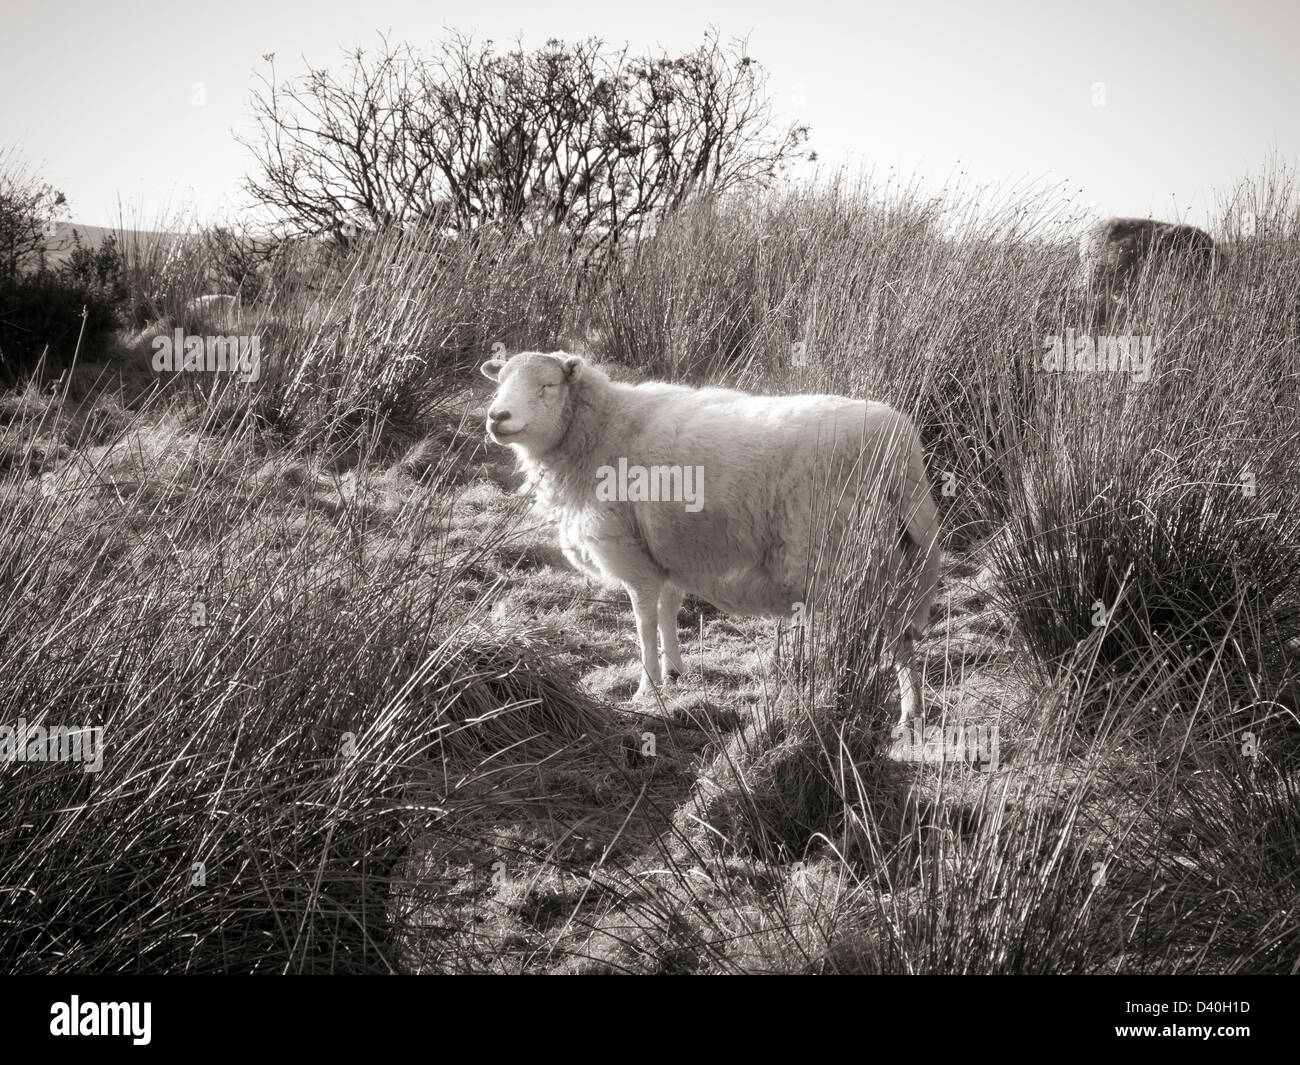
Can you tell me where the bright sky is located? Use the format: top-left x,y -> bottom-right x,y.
2,0 -> 1295,232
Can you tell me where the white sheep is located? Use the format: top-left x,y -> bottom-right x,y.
480,351 -> 941,721
183,293 -> 242,326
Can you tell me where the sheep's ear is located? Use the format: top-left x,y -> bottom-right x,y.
561,355 -> 584,380
480,359 -> 506,381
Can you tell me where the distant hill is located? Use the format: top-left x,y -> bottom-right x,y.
41,222 -> 186,268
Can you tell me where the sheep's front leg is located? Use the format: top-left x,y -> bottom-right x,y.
626,581 -> 664,700
658,584 -> 687,681
895,631 -> 923,727
896,663 -> 921,725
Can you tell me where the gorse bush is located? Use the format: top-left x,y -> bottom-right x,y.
0,233 -> 130,384
61,230 -> 130,305
0,146 -> 65,283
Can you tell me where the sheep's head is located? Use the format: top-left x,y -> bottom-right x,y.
480,350 -> 585,456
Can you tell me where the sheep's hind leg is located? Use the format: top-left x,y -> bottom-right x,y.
658,584 -> 687,682
626,580 -> 665,701
897,519 -> 938,727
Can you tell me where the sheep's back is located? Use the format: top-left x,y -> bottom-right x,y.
615,390 -> 923,613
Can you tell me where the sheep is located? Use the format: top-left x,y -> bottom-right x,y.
183,294 -> 241,326
480,351 -> 941,723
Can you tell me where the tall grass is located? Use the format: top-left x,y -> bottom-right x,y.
270,222 -> 578,431
0,366 -> 611,971
3,167 -> 1299,972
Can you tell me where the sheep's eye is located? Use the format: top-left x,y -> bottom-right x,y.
541,383 -> 558,393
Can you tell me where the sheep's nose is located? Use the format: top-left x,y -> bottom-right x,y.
488,408 -> 510,424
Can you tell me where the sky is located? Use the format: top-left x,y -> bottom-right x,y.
2,0 -> 1295,233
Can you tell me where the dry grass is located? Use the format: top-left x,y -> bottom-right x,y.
2,171 -> 1299,973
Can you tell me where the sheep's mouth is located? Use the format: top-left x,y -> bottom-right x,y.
489,424 -> 525,439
